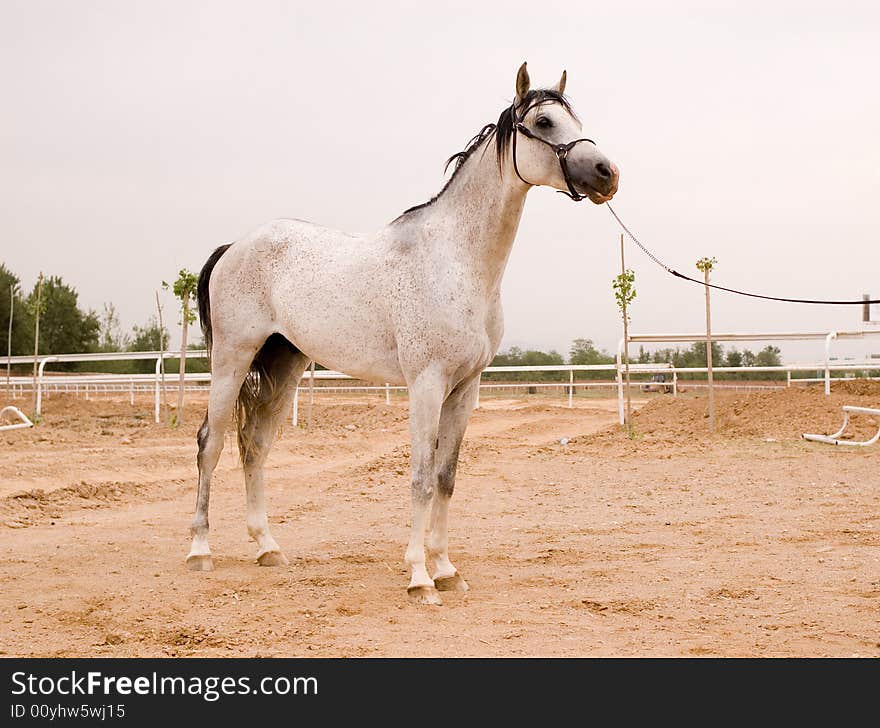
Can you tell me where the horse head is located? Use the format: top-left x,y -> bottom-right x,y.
503,62 -> 619,204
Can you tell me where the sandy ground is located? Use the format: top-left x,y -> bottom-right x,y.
1,386 -> 878,657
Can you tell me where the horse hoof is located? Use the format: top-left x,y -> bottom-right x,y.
407,585 -> 443,606
186,554 -> 214,572
434,573 -> 469,592
257,550 -> 289,567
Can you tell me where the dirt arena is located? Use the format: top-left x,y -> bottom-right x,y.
1,384 -> 878,657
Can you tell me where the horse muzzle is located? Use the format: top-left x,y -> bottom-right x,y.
579,160 -> 619,203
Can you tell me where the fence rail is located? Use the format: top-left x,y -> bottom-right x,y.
2,329 -> 879,426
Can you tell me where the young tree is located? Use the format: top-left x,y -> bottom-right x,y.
613,264 -> 636,435
695,256 -> 717,433
163,270 -> 198,424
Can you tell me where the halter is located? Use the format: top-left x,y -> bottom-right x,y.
510,104 -> 597,201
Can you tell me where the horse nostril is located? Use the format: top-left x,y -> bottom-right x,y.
595,162 -> 612,180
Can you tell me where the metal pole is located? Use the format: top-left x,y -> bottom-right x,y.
616,338 -> 624,425
704,268 -> 715,434
156,292 -> 168,424
568,368 -> 574,408
385,382 -> 390,405
154,357 -> 161,423
31,273 -> 43,413
292,385 -> 299,426
176,297 -> 189,424
6,285 -> 12,399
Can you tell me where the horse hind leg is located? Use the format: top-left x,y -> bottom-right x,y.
237,334 -> 309,566
186,350 -> 254,571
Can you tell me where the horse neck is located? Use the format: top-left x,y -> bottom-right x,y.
427,141 -> 529,291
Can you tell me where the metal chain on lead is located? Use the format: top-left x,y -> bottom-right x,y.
605,202 -> 673,273
604,202 -> 880,306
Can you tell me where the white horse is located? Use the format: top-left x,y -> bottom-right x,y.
187,63 -> 619,605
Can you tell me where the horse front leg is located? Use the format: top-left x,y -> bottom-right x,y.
427,376 -> 479,593
404,371 -> 446,606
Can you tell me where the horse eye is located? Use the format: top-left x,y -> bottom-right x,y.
536,117 -> 552,129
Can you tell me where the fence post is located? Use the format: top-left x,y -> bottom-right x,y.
673,370 -> 678,397
825,332 -> 837,395
385,382 -> 390,405
35,356 -> 56,416
292,385 -> 299,427
568,369 -> 574,408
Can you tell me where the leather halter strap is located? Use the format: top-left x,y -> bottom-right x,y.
510,104 -> 597,201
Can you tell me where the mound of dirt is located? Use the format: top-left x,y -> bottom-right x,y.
1,478 -> 188,528
830,379 -> 880,397
303,401 -> 408,432
575,386 -> 879,451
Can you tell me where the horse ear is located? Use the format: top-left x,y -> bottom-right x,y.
515,62 -> 530,103
553,69 -> 567,95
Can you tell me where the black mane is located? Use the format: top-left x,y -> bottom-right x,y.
393,89 -> 575,221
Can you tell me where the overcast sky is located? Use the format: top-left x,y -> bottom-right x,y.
2,0 -> 878,362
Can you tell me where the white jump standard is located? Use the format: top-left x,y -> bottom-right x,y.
803,406 -> 880,447
0,406 -> 33,432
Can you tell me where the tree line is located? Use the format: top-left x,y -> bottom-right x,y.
484,338 -> 790,381
1,263 -> 207,374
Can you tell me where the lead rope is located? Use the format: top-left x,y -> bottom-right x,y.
605,202 -> 880,306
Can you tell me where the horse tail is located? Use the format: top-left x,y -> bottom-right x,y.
235,333 -> 297,464
197,243 -> 232,353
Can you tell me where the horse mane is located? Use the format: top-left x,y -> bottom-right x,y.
394,89 -> 575,221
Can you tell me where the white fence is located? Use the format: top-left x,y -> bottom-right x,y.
2,327 -> 879,426
616,329 -> 880,424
